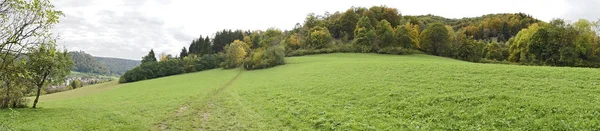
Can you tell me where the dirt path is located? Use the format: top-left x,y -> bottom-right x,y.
153,70 -> 243,131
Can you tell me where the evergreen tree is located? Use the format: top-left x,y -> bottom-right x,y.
142,49 -> 157,64
180,47 -> 188,59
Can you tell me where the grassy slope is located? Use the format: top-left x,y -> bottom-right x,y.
2,69 -> 240,130
3,53 -> 600,130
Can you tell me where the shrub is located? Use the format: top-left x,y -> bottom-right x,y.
308,26 -> 333,49
377,47 -> 414,55
222,40 -> 248,69
70,79 -> 83,89
244,45 -> 286,70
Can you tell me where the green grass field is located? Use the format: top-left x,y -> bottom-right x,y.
2,53 -> 600,130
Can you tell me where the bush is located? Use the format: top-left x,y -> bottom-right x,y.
308,26 -> 333,49
222,40 -> 248,69
377,47 -> 416,55
195,53 -> 223,71
244,45 -> 285,70
70,79 -> 83,89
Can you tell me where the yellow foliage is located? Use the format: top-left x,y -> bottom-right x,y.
159,52 -> 168,62
405,23 -> 420,49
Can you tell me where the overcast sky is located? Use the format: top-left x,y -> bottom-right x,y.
53,0 -> 599,60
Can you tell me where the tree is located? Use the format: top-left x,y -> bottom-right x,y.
141,49 -> 157,64
455,34 -> 483,62
484,42 -> 506,61
222,40 -> 248,69
179,47 -> 188,59
394,23 -> 415,49
420,23 -> 450,56
308,26 -> 333,49
1,0 -> 63,108
508,23 -> 540,62
285,33 -> 303,50
354,16 -> 376,52
158,52 -> 174,62
339,9 -> 359,39
26,44 -> 74,108
212,30 -> 244,53
259,28 -> 283,48
375,20 -> 396,49
573,19 -> 597,59
182,55 -> 197,73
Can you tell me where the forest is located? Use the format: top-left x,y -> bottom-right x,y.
70,51 -> 140,75
119,6 -> 600,83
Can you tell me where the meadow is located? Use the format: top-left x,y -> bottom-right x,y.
2,53 -> 600,130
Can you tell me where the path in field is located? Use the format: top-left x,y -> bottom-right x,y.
153,70 -> 244,130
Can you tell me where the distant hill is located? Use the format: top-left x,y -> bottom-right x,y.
69,51 -> 140,75
95,57 -> 141,75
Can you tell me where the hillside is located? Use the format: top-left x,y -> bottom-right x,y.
69,51 -> 140,75
4,53 -> 600,130
95,57 -> 141,75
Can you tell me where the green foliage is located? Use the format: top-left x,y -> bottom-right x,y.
484,41 -> 508,61
353,16 -> 376,52
367,6 -> 402,28
454,35 -> 484,62
338,9 -> 359,39
420,23 -> 450,56
244,45 -> 286,70
141,49 -> 157,64
212,30 -> 245,53
94,57 -> 141,75
179,47 -> 188,59
69,51 -> 111,75
414,13 -> 540,41
308,26 -> 333,49
507,19 -> 599,67
119,58 -> 189,83
188,35 -> 213,56
222,40 -> 248,69
245,28 -> 286,70
375,20 -> 396,49
259,28 -> 283,48
508,23 -> 540,62
26,43 -> 74,108
353,27 -> 376,53
394,23 -> 415,49
70,79 -> 83,89
284,33 -> 303,50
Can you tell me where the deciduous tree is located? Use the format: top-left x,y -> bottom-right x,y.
27,44 -> 74,108
420,23 -> 450,56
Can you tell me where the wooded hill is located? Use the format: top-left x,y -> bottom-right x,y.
69,51 -> 140,75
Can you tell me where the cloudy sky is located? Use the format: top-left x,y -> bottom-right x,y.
53,0 -> 599,60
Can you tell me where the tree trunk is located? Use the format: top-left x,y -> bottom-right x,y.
1,82 -> 10,108
32,73 -> 48,109
32,85 -> 42,108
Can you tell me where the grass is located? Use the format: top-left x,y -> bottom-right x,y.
2,53 -> 600,130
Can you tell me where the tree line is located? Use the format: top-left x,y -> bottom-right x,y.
120,5 -> 600,83
119,28 -> 286,83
